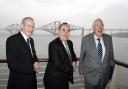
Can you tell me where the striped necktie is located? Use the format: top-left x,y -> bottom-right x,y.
27,38 -> 33,57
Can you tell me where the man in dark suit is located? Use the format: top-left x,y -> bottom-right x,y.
43,22 -> 77,89
78,18 -> 115,89
6,17 -> 40,89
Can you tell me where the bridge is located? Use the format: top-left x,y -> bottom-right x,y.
3,21 -> 84,35
2,21 -> 128,37
4,24 -> 20,34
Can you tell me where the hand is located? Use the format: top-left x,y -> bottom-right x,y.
80,75 -> 84,80
72,61 -> 77,67
34,62 -> 40,73
72,62 -> 77,72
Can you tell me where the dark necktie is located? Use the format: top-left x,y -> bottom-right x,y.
27,38 -> 30,45
97,38 -> 102,61
64,42 -> 72,63
27,38 -> 33,57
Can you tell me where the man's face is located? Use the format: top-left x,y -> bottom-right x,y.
93,21 -> 104,37
21,20 -> 35,37
59,25 -> 70,42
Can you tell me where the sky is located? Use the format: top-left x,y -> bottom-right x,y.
0,0 -> 128,29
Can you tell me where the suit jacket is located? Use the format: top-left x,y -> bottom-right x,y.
78,33 -> 115,85
6,32 -> 38,89
44,37 -> 77,89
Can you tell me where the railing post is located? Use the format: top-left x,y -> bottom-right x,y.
109,64 -> 119,89
81,28 -> 84,37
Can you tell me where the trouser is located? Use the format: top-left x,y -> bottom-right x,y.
84,75 -> 107,89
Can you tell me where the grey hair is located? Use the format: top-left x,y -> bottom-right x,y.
21,17 -> 34,25
92,18 -> 104,30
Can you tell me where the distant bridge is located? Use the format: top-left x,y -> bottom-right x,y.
37,21 -> 84,35
4,24 -> 20,34
2,21 -> 84,35
1,21 -> 128,36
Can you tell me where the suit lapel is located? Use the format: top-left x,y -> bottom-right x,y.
17,32 -> 33,57
90,33 -> 99,61
56,37 -> 71,64
57,37 -> 67,54
67,41 -> 73,62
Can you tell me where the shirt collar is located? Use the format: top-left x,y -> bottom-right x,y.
94,33 -> 102,41
20,31 -> 29,42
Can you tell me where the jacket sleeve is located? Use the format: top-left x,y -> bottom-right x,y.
109,36 -> 115,65
78,37 -> 86,75
109,36 -> 115,80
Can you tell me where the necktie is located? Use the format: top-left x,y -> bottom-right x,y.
27,38 -> 30,45
27,38 -> 33,57
97,38 -> 102,61
64,42 -> 72,63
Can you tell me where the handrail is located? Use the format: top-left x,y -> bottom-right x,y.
0,58 -> 128,68
0,60 -> 7,63
114,60 -> 128,68
0,58 -> 48,63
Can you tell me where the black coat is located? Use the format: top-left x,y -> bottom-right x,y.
44,37 -> 77,89
6,32 -> 38,89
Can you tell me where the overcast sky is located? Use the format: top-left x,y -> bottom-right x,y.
0,0 -> 128,29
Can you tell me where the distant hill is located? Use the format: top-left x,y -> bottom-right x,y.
112,32 -> 128,38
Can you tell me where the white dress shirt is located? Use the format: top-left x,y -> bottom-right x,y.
94,34 -> 105,62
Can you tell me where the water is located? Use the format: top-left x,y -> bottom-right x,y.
0,30 -> 128,62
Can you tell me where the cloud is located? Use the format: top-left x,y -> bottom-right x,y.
0,0 -> 128,28
98,3 -> 128,29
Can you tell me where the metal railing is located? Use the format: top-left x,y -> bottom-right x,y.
109,60 -> 128,89
0,58 -> 128,89
0,59 -> 84,89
